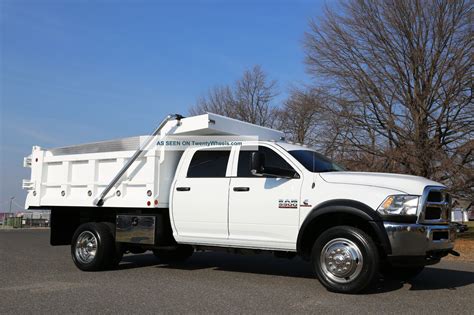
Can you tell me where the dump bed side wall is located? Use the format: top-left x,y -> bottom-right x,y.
25,148 -> 180,209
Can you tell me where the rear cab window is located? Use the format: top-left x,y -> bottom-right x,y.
187,150 -> 231,178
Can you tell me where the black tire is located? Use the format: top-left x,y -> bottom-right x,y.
153,245 -> 194,263
102,222 -> 124,268
311,226 -> 379,294
71,222 -> 117,271
109,243 -> 124,268
382,266 -> 425,280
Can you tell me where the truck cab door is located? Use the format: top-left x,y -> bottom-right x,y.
228,145 -> 302,250
171,148 -> 232,242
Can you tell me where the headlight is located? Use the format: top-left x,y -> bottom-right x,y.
377,195 -> 419,216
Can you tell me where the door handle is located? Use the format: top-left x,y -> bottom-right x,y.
233,187 -> 250,192
176,187 -> 191,191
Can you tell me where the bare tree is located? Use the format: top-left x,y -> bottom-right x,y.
190,65 -> 278,127
304,0 -> 473,198
190,86 -> 236,117
277,87 -> 320,144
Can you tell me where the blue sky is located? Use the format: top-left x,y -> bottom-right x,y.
0,0 -> 325,211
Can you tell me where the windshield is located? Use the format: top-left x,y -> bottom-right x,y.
288,150 -> 345,173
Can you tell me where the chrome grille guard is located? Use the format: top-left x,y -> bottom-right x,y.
417,185 -> 451,224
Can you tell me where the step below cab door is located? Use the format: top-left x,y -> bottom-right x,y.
228,144 -> 302,250
171,147 -> 232,241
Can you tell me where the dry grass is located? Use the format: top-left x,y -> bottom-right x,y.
446,238 -> 474,262
457,221 -> 474,239
446,221 -> 474,262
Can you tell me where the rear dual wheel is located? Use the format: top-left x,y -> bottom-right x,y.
71,222 -> 123,271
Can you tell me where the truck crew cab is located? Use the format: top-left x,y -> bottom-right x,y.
23,113 -> 457,293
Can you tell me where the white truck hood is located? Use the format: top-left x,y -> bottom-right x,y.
319,172 -> 444,195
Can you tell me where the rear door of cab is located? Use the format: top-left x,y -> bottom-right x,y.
171,147 -> 233,241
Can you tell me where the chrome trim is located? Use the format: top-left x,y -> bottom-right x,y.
116,215 -> 156,245
384,222 -> 456,256
417,185 -> 451,224
49,136 -> 143,155
75,231 -> 98,264
320,238 -> 363,283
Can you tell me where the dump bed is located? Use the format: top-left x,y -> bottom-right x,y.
23,113 -> 284,209
23,137 -> 182,209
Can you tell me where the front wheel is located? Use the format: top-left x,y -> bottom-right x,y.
311,226 -> 379,293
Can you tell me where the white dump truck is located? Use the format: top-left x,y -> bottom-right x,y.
23,113 -> 457,293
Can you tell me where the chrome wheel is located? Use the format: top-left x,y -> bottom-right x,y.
75,231 -> 98,264
320,238 -> 363,283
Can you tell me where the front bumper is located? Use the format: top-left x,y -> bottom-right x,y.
384,222 -> 456,257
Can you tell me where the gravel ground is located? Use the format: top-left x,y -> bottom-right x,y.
0,229 -> 473,314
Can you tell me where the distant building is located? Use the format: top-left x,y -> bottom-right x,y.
1,210 -> 50,227
451,199 -> 472,223
0,212 -> 15,224
19,210 -> 51,227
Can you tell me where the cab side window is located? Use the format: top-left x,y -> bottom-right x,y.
237,146 -> 294,177
187,150 -> 230,178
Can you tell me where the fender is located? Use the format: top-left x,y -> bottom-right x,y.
297,199 -> 391,255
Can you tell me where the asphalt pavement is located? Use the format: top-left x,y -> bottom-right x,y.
0,229 -> 473,314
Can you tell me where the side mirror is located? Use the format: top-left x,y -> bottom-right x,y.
250,152 -> 299,179
250,152 -> 265,175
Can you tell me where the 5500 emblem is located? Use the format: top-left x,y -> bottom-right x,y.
278,199 -> 298,209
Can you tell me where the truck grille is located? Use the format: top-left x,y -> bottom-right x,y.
419,187 -> 451,224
